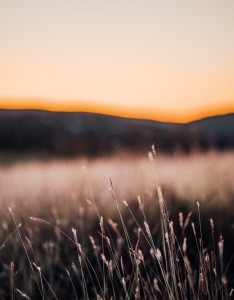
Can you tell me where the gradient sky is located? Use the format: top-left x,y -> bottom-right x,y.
1,1 -> 234,122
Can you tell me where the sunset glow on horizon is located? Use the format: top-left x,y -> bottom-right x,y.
1,98 -> 234,123
1,1 -> 234,122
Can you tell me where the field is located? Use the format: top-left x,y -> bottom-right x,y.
0,151 -> 233,299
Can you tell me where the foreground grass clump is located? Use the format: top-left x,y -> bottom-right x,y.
0,151 -> 233,299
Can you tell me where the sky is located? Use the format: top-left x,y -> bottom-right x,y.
0,0 -> 234,122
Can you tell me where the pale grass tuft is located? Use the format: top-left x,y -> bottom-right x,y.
184,212 -> 192,230
151,144 -> 157,157
156,248 -> 163,262
182,238 -> 187,254
144,221 -> 151,238
101,254 -> 108,266
72,228 -> 78,245
153,278 -> 161,293
99,216 -> 104,232
8,207 -> 13,215
230,289 -> 234,298
122,200 -> 128,207
179,212 -> 183,228
218,235 -> 224,259
210,218 -> 215,232
89,236 -> 97,250
16,289 -> 31,300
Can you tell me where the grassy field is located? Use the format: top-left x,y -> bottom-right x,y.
0,151 -> 233,299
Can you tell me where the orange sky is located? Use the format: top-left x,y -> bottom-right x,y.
1,98 -> 233,123
1,1 -> 234,122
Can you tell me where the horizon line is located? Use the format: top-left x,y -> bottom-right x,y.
0,98 -> 234,124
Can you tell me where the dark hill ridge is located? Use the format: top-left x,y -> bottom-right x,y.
0,109 -> 233,157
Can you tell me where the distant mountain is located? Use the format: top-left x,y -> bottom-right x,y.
0,109 -> 233,157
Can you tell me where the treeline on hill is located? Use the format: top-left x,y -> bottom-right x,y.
0,109 -> 234,157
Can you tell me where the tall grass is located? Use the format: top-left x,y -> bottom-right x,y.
0,150 -> 233,299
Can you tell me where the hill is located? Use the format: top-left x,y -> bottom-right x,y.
0,109 -> 233,157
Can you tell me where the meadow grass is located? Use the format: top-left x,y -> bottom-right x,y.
0,150 -> 233,299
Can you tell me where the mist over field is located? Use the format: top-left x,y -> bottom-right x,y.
1,151 -> 233,210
